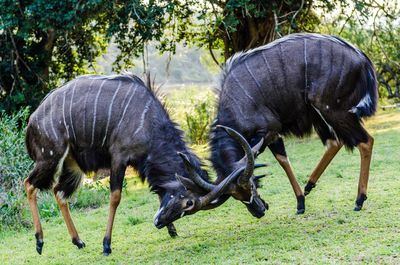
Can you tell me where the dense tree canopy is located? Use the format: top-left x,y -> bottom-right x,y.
0,0 -> 398,112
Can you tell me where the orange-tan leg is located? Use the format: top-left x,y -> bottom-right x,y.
103,189 -> 121,255
354,135 -> 374,211
269,138 -> 305,214
103,161 -> 126,255
24,178 -> 44,254
53,191 -> 85,248
304,139 -> 343,195
275,154 -> 305,214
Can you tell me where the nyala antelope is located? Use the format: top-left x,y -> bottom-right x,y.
207,33 -> 377,215
25,74 -> 261,255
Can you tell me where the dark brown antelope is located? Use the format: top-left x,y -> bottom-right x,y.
24,74 -> 253,255
208,33 -> 377,214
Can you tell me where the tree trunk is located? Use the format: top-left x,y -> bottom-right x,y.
223,13 -> 276,60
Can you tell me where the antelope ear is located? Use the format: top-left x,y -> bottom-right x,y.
175,174 -> 207,194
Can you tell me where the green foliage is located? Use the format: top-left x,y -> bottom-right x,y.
37,193 -> 60,220
70,181 -> 109,210
185,100 -> 214,145
1,0 -> 398,114
0,108 -> 32,228
0,108 -> 32,188
0,0 -> 109,113
317,1 -> 400,99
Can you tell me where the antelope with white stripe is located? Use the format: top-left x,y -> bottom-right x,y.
24,74 -> 253,255
206,33 -> 377,215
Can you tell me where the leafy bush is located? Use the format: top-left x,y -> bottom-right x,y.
0,108 -> 33,229
185,98 -> 215,145
0,108 -> 32,190
70,181 -> 109,210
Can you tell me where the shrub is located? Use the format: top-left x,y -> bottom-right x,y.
0,108 -> 32,190
0,108 -> 33,229
70,181 -> 109,210
185,98 -> 214,145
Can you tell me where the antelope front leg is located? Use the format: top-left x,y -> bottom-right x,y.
304,139 -> 343,195
103,189 -> 122,255
354,135 -> 374,211
166,223 -> 178,237
103,162 -> 126,255
24,178 -> 44,254
53,190 -> 85,249
269,138 -> 305,214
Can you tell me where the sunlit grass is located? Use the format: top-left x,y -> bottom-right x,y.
0,89 -> 399,264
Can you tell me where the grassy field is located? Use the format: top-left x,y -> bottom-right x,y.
1,88 -> 399,264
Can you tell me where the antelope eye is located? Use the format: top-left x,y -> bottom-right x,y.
186,200 -> 193,207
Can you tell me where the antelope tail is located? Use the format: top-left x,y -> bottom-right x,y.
349,59 -> 378,119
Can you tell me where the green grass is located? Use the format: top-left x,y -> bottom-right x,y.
1,89 -> 399,264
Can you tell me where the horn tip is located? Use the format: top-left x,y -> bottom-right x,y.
216,124 -> 228,130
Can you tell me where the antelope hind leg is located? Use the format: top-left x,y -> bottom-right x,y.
24,178 -> 45,254
354,135 -> 374,211
53,190 -> 85,249
304,139 -> 343,195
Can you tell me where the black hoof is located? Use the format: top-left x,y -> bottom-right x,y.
168,230 -> 178,238
103,237 -> 112,256
354,194 -> 367,211
296,195 -> 305,215
36,241 -> 44,255
72,238 -> 86,249
304,181 -> 316,196
103,247 -> 112,256
35,233 -> 44,255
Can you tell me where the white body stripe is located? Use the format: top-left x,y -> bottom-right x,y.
49,95 -> 59,140
245,61 -> 261,88
91,80 -> 107,147
133,98 -> 152,137
232,73 -> 255,104
304,39 -> 308,91
83,79 -> 96,139
101,81 -> 122,146
42,98 -> 50,139
116,84 -> 138,134
62,90 -> 70,139
69,81 -> 78,141
54,145 -> 70,202
54,145 -> 69,181
311,104 -> 339,142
